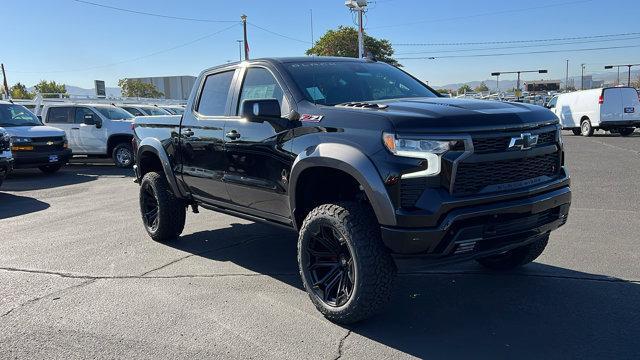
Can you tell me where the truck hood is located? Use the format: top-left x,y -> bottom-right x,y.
374,98 -> 558,133
3,125 -> 66,138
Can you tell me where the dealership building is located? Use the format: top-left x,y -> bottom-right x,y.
127,75 -> 196,100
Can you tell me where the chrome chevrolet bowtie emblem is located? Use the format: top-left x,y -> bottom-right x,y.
46,141 -> 54,146
509,133 -> 539,150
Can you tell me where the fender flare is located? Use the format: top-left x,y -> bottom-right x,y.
136,137 -> 185,199
289,143 -> 396,227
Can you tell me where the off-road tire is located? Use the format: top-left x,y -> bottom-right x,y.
298,202 -> 396,324
476,234 -> 549,271
112,142 -> 134,168
580,119 -> 594,137
38,164 -> 62,174
139,172 -> 186,242
571,129 -> 581,136
618,128 -> 635,137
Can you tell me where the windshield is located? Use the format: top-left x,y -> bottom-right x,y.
95,106 -> 134,120
0,104 -> 42,127
283,61 -> 437,106
140,106 -> 170,116
163,107 -> 184,115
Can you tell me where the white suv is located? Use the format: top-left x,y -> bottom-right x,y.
41,103 -> 136,167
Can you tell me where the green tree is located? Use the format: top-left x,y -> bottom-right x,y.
436,88 -> 451,95
118,79 -> 164,98
474,81 -> 489,92
34,80 -> 67,98
457,84 -> 472,94
10,83 -> 35,99
306,26 -> 400,67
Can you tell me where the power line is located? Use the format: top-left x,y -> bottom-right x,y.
247,22 -> 311,44
71,0 -> 238,23
396,44 -> 640,60
12,23 -> 240,74
371,0 -> 594,29
393,31 -> 640,46
394,36 -> 640,55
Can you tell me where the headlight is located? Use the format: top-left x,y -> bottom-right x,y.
11,136 -> 32,144
383,133 -> 461,178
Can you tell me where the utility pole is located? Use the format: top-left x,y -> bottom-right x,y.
236,40 -> 243,62
310,9 -> 314,45
581,63 -> 586,90
346,0 -> 367,58
1,64 -> 9,100
241,14 -> 249,61
565,60 -> 569,92
493,73 -> 500,93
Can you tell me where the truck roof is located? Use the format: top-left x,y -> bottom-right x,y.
201,56 -> 378,74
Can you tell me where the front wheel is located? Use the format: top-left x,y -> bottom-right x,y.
38,164 -> 62,174
139,172 -> 186,242
476,234 -> 549,271
112,143 -> 134,168
618,127 -> 635,136
298,202 -> 396,324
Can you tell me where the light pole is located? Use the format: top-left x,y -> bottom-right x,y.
345,0 -> 368,58
565,60 -> 569,92
491,72 -> 500,93
236,40 -> 243,62
490,69 -> 548,100
581,63 -> 586,90
605,64 -> 640,86
241,14 -> 249,60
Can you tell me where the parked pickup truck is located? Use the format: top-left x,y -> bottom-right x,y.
132,57 -> 572,323
0,127 -> 13,187
41,103 -> 136,167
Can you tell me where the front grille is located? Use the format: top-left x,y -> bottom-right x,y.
31,136 -> 65,152
473,130 -> 556,154
400,178 -> 426,208
453,152 -> 560,195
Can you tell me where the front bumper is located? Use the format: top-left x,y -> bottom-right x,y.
381,183 -> 571,261
12,149 -> 72,168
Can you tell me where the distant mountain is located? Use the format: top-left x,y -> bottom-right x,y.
27,84 -> 121,97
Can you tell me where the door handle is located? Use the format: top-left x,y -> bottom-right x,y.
71,127 -> 80,130
226,130 -> 241,140
182,129 -> 194,137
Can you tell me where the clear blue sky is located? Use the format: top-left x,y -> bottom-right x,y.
4,0 -> 639,89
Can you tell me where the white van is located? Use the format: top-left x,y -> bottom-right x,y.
546,87 -> 640,136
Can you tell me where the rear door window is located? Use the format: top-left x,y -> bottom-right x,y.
197,70 -> 235,116
75,107 -> 98,124
47,107 -> 74,124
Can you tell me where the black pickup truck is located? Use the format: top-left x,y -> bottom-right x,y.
0,127 -> 13,187
132,57 -> 571,323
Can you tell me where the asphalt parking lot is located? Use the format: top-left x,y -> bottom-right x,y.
1,131 -> 639,359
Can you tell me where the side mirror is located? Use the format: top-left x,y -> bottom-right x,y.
240,99 -> 281,122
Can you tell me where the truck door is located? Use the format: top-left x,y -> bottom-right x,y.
601,88 -> 623,124
74,107 -> 107,154
621,87 -> 640,122
179,68 -> 237,203
223,66 -> 294,219
45,106 -> 81,151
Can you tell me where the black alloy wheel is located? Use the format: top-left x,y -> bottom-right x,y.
141,182 -> 160,232
305,224 -> 355,307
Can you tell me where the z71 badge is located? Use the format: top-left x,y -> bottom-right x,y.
300,114 -> 323,122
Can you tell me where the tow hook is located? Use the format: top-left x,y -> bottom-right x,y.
191,203 -> 199,214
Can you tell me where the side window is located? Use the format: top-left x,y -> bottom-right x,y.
122,107 -> 145,117
75,107 -> 98,124
197,70 -> 235,116
238,68 -> 286,115
547,96 -> 558,109
47,107 -> 74,124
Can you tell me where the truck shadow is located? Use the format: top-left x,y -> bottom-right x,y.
171,222 -> 638,359
0,192 -> 50,219
4,165 -> 133,192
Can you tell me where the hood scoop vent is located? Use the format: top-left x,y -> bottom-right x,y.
336,102 -> 389,110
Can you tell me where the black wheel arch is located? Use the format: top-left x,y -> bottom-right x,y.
107,133 -> 134,156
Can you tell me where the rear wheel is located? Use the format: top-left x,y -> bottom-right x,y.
139,172 -> 186,242
112,143 -> 134,168
298,202 -> 396,324
580,119 -> 594,137
571,129 -> 581,136
38,164 -> 62,174
476,234 -> 549,271
618,127 -> 635,136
